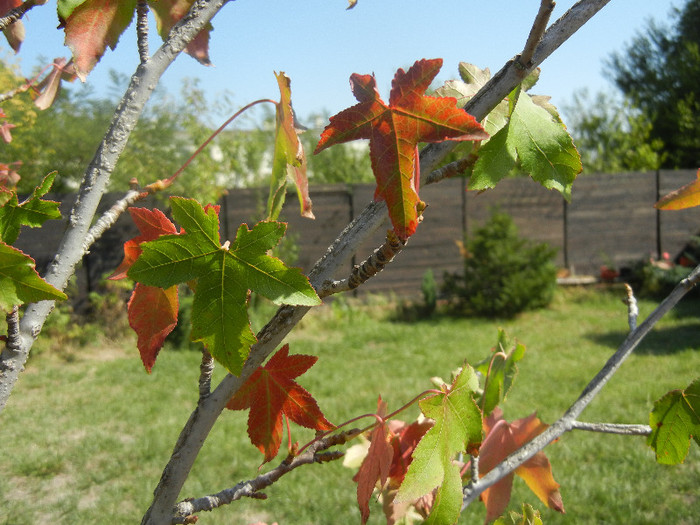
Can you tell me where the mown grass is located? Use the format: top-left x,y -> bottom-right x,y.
1,287 -> 699,524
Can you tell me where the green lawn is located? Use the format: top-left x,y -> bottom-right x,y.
1,287 -> 699,524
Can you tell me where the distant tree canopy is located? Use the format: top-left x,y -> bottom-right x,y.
1,59 -> 373,200
607,0 -> 700,169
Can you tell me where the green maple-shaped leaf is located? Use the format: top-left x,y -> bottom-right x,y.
128,197 -> 320,375
470,85 -> 582,199
475,329 -> 526,417
0,242 -> 67,311
0,172 -> 62,245
395,366 -> 482,524
647,378 -> 700,465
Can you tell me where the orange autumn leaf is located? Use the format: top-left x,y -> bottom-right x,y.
315,58 -> 488,240
227,344 -> 334,463
110,207 -> 180,372
478,408 -> 564,523
655,168 -> 700,210
355,396 -> 394,524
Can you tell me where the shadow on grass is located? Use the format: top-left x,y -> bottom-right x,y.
586,299 -> 700,356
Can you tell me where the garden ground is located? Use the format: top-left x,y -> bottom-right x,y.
1,287 -> 699,524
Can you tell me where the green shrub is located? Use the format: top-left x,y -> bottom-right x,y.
442,210 -> 557,318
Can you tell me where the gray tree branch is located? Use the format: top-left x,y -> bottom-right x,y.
462,265 -> 700,509
0,0 -> 231,413
141,1 -> 615,523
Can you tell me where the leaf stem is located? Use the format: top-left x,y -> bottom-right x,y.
157,99 -> 277,189
198,349 -> 215,400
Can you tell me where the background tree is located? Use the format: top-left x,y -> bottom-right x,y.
607,0 -> 700,168
564,89 -> 664,173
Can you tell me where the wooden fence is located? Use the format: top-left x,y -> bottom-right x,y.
15,170 -> 700,303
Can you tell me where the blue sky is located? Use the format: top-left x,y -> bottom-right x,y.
7,0 -> 680,124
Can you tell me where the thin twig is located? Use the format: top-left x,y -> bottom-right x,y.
81,187 -> 145,254
518,0 -> 556,71
172,431 -> 354,521
198,349 -> 215,400
623,283 -> 639,331
0,0 -> 40,32
463,264 -> 700,510
423,155 -> 479,186
571,421 -> 652,436
318,230 -> 406,298
136,0 -> 150,63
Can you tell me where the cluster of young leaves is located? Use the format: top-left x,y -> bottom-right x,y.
55,0 -> 212,80
0,172 -> 66,311
112,197 -> 320,376
227,344 -> 334,463
647,378 -> 700,465
346,332 -> 563,525
315,58 -> 488,241
436,62 -> 582,200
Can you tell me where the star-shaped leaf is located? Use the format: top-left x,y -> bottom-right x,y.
354,396 -> 394,524
479,408 -> 564,523
0,242 -> 67,311
227,344 -> 334,462
315,58 -> 488,240
0,172 -> 61,245
128,197 -> 320,375
109,207 -> 181,372
647,378 -> 700,465
395,366 -> 482,524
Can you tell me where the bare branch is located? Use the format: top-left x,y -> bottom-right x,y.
0,0 -> 42,32
81,188 -> 144,254
462,264 -> 700,510
518,0 -> 556,71
318,229 -> 407,298
571,421 -> 652,436
0,0 -> 231,414
172,431 -> 354,522
141,2 -> 616,522
198,350 -> 214,400
623,283 -> 639,331
136,0 -> 150,63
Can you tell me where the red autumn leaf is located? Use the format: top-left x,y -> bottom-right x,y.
128,283 -> 178,372
355,396 -> 394,524
0,162 -> 21,188
227,344 -> 334,463
110,207 -> 180,371
62,0 -> 137,80
315,58 -> 488,240
110,207 -> 179,280
148,0 -> 212,66
478,408 -> 564,523
387,419 -> 433,487
655,168 -> 700,210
